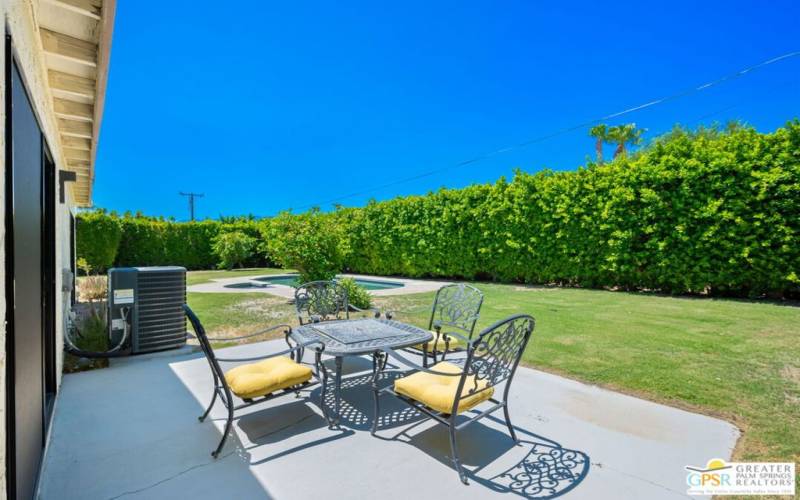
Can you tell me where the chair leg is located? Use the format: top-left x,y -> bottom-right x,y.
371,384 -> 381,436
448,420 -> 468,485
371,352 -> 384,436
503,403 -> 519,444
212,403 -> 234,458
316,351 -> 333,428
380,353 -> 388,372
334,357 -> 343,427
441,335 -> 451,362
199,374 -> 219,422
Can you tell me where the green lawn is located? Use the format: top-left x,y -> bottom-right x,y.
187,291 -> 296,335
187,271 -> 800,474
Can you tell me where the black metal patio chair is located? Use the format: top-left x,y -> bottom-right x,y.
401,283 -> 484,365
294,280 -> 380,325
292,280 -> 385,392
184,304 -> 330,458
371,313 -> 536,485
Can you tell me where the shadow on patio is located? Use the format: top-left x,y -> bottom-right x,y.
38,339 -> 737,499
181,346 -> 592,499
217,358 -> 589,498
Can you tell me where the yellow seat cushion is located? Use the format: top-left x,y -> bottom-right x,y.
394,361 -> 494,414
224,356 -> 312,399
412,331 -> 462,352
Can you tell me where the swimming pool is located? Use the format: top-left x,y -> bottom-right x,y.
253,274 -> 404,291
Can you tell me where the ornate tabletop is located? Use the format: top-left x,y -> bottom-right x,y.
291,318 -> 432,357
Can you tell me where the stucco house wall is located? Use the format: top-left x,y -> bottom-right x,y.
0,0 -> 98,495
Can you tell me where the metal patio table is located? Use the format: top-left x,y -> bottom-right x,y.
290,318 -> 432,427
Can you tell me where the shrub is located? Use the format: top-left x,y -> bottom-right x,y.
261,209 -> 346,282
64,310 -> 109,373
76,258 -> 108,303
77,275 -> 108,303
212,231 -> 257,269
76,210 -> 121,272
338,277 -> 371,309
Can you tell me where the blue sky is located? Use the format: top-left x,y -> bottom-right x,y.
93,1 -> 799,220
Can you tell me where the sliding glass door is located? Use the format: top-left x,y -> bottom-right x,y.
6,48 -> 57,500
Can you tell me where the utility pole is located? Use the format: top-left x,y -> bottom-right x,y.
179,192 -> 204,221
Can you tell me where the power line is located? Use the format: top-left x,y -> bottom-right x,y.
179,192 -> 204,221
645,104 -> 741,139
292,50 -> 800,211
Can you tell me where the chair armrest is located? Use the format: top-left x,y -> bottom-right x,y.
379,348 -> 464,377
200,323 -> 292,342
430,324 -> 471,349
349,305 -> 381,318
216,339 -> 323,363
439,330 -> 470,344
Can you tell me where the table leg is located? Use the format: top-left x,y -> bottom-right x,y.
334,356 -> 343,427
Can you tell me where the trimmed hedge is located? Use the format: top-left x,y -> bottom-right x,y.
115,218 -> 220,269
76,210 -> 122,272
77,121 -> 800,297
77,214 -> 268,271
340,122 -> 800,297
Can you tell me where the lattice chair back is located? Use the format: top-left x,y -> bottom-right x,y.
184,304 -> 229,393
455,314 -> 535,410
295,280 -> 349,325
428,283 -> 484,337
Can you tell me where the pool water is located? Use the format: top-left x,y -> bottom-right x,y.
254,275 -> 404,291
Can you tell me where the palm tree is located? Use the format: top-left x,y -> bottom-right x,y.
588,124 -> 609,163
608,123 -> 644,159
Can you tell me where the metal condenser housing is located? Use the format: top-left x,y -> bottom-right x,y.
107,266 -> 187,354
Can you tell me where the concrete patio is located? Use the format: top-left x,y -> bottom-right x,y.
39,341 -> 739,499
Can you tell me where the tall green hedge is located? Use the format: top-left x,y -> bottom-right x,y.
77,121 -> 800,297
75,210 -> 122,272
340,122 -> 800,297
76,214 -> 269,271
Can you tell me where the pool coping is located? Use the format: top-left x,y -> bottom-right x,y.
186,273 -> 453,298
252,273 -> 407,291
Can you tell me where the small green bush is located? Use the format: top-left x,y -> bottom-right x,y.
261,210 -> 346,282
338,277 -> 371,309
212,231 -> 257,269
76,210 -> 121,272
64,311 -> 109,373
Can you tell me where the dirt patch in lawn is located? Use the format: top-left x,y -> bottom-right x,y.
781,365 -> 800,386
226,297 -> 294,321
782,365 -> 800,406
512,285 -> 560,292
